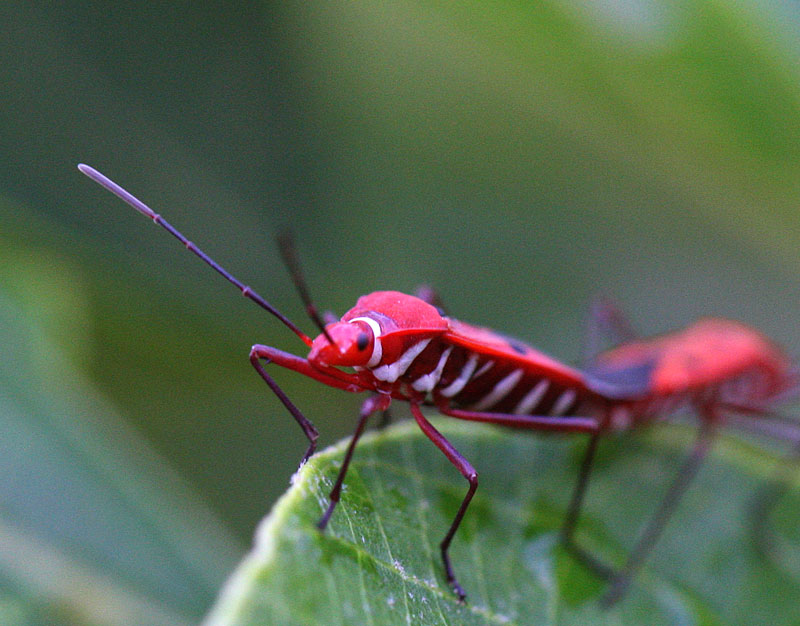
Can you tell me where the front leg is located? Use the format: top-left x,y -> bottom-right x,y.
250,346 -> 319,465
249,344 -> 370,465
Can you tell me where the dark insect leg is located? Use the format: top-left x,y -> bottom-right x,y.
699,410 -> 800,562
583,295 -> 637,365
560,431 -> 615,579
721,411 -> 800,556
318,394 -> 392,530
601,418 -> 718,606
410,403 -> 477,602
250,347 -> 319,465
377,405 -> 393,430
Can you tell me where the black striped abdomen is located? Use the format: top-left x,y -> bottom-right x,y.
394,338 -> 588,417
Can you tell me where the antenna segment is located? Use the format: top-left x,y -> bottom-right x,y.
78,164 -> 313,347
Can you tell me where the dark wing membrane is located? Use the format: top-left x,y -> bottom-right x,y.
583,358 -> 656,399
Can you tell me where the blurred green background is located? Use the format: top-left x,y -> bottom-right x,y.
3,1 -> 800,624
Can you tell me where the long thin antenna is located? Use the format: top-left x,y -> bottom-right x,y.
277,231 -> 335,345
78,164 -> 313,347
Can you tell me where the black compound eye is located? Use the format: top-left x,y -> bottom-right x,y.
356,332 -> 369,351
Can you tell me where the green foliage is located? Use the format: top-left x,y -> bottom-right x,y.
3,1 -> 800,624
0,216 -> 242,625
205,420 -> 800,626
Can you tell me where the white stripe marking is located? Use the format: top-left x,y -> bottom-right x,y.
349,316 -> 383,367
372,339 -> 431,383
412,346 -> 453,392
439,353 -> 479,397
474,360 -> 495,378
550,389 -> 577,416
513,379 -> 550,414
471,369 -> 524,411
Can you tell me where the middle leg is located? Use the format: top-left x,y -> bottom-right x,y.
318,393 -> 392,530
426,404 -> 600,600
410,403 -> 477,601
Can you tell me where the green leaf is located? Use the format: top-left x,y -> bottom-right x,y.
205,420 -> 800,625
0,217 -> 243,625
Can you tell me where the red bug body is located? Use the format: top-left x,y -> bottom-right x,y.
79,164 -> 800,607
585,318 -> 794,427
306,292 -> 794,436
311,291 -> 596,419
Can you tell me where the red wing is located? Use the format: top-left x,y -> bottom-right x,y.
444,319 -> 586,387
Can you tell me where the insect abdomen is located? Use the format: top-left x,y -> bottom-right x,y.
397,339 -> 586,416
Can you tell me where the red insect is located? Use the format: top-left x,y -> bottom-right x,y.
79,164 -> 800,605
